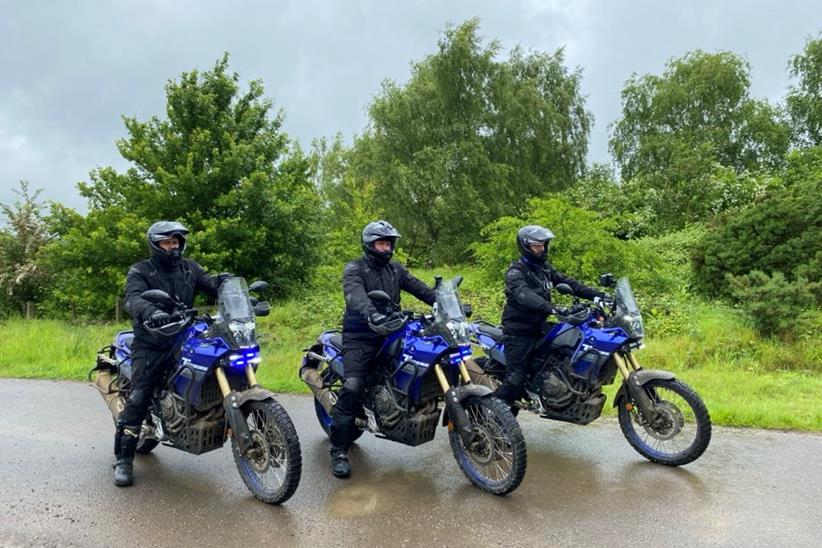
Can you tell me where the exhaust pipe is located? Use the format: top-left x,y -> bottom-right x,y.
91,369 -> 126,421
300,366 -> 337,414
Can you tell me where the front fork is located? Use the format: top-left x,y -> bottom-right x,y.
615,352 -> 658,423
434,361 -> 478,447
215,365 -> 258,453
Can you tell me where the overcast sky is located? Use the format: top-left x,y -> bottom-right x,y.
1,0 -> 820,215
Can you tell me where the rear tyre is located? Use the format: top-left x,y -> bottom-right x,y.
448,396 -> 527,496
232,398 -> 302,505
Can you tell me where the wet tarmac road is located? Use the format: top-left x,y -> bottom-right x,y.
1,379 -> 820,547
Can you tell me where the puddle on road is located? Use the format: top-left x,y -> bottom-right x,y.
327,470 -> 437,518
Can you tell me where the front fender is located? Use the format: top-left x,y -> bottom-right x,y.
612,369 -> 676,407
441,383 -> 495,426
228,386 -> 276,409
224,387 -> 277,453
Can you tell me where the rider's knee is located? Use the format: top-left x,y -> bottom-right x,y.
342,376 -> 365,396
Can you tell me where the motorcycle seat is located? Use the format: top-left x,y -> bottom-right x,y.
475,323 -> 503,342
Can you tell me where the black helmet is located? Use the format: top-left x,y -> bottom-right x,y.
362,220 -> 401,265
147,221 -> 189,269
517,225 -> 554,264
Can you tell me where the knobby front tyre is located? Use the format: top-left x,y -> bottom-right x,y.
617,378 -> 711,466
232,398 -> 302,505
448,396 -> 527,496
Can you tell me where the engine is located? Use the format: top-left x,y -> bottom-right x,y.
535,369 -> 574,407
160,391 -> 189,435
369,384 -> 440,447
533,366 -> 607,425
159,391 -> 226,454
372,385 -> 404,429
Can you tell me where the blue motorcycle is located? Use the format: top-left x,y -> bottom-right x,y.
300,276 -> 527,495
468,275 -> 711,466
91,277 -> 302,504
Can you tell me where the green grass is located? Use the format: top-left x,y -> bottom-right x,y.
2,266 -> 820,431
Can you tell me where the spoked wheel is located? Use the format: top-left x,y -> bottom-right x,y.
618,379 -> 711,466
448,396 -> 527,496
232,399 -> 302,505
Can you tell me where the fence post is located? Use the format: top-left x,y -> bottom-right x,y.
25,301 -> 35,319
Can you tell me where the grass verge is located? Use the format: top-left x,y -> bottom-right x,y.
1,267 -> 819,431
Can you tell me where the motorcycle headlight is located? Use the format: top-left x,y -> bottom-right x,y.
445,320 -> 470,346
619,313 -> 645,339
228,319 -> 257,346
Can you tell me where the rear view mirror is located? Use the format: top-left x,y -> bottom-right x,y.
461,303 -> 473,318
141,289 -> 176,310
367,290 -> 392,306
249,280 -> 269,293
599,273 -> 617,288
555,283 -> 573,296
253,301 -> 271,317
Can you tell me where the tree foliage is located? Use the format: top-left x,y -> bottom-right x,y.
693,147 -> 822,298
43,55 -> 319,316
787,33 -> 822,147
0,181 -> 52,315
472,196 -> 677,297
309,135 -> 381,264
351,19 -> 592,263
609,50 -> 790,232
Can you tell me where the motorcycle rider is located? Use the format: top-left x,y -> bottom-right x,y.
113,221 -> 228,487
495,225 -> 607,407
330,220 -> 436,478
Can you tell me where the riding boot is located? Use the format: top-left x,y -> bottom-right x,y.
330,445 -> 351,478
113,426 -> 139,487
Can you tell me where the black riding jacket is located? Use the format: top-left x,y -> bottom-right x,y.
342,255 -> 436,333
501,257 -> 601,335
124,256 -> 220,348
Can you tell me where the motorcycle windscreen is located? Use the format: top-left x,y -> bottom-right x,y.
432,278 -> 470,346
215,277 -> 258,348
613,277 -> 645,339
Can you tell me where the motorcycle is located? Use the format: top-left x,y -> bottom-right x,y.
468,274 -> 711,466
300,275 -> 527,495
90,277 -> 302,504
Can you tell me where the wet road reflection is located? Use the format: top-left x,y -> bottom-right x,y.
1,379 -> 819,547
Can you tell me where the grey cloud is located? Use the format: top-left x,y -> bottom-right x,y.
1,0 -> 819,216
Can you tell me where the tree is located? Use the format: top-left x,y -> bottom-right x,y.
787,34 -> 822,147
693,147 -> 822,298
309,135 -> 381,264
351,19 -> 592,263
0,181 -> 51,315
472,196 -> 676,297
609,50 -> 790,232
44,55 -> 319,316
